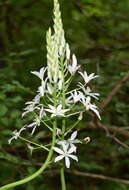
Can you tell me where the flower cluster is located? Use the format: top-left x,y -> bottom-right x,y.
54,131 -> 81,168
8,0 -> 100,169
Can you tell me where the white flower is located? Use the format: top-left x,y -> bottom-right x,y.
71,90 -> 83,103
22,95 -> 41,117
81,96 -> 101,120
27,118 -> 40,135
78,83 -> 99,100
83,87 -> 99,99
45,104 -> 69,117
58,131 -> 81,152
53,143 -> 78,168
67,131 -> 81,147
31,67 -> 47,81
22,104 -> 40,117
79,71 -> 98,84
68,54 -> 80,75
27,107 -> 46,135
8,126 -> 26,144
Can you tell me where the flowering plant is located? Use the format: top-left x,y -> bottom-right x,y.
0,0 -> 100,190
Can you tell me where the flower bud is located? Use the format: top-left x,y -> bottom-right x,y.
78,112 -> 83,120
84,137 -> 90,144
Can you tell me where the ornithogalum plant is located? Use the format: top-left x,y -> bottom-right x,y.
0,0 -> 100,190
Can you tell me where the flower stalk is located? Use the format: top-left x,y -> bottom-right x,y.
1,0 -> 101,189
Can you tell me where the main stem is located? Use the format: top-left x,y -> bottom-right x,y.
60,167 -> 66,190
60,56 -> 66,190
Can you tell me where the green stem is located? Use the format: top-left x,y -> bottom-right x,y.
19,136 -> 49,151
60,167 -> 66,190
60,56 -> 67,190
0,120 -> 57,190
41,119 -> 53,131
65,119 -> 81,136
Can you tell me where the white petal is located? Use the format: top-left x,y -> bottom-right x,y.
45,109 -> 53,114
70,144 -> 77,152
90,106 -> 101,120
55,155 -> 64,162
57,104 -> 62,111
72,54 -> 77,66
27,122 -> 37,128
61,142 -> 69,152
78,71 -> 84,78
31,126 -> 37,135
40,67 -> 46,77
57,140 -> 65,145
48,104 -> 55,110
68,65 -> 72,74
58,80 -> 62,90
22,111 -> 28,117
31,71 -> 40,79
38,86 -> 45,97
62,108 -> 70,113
66,43 -> 70,59
19,126 -> 26,133
86,96 -> 91,103
47,84 -> 53,94
8,136 -> 15,144
65,156 -> 70,168
39,107 -> 45,118
53,147 -> 64,154
68,146 -> 76,154
70,131 -> 77,140
68,155 -> 78,162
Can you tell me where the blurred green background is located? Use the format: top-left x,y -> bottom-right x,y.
0,0 -> 129,189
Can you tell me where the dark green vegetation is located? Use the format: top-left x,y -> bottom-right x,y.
0,0 -> 129,189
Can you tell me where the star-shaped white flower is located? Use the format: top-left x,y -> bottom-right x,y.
79,71 -> 98,84
53,143 -> 78,168
31,67 -> 47,81
68,54 -> 80,75
27,107 -> 46,135
8,126 -> 26,144
83,86 -> 99,99
78,83 -> 100,100
71,90 -> 83,103
81,96 -> 101,120
22,94 -> 41,117
27,120 -> 40,135
58,131 -> 81,152
45,104 -> 69,117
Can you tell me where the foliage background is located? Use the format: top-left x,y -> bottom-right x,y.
0,0 -> 129,189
